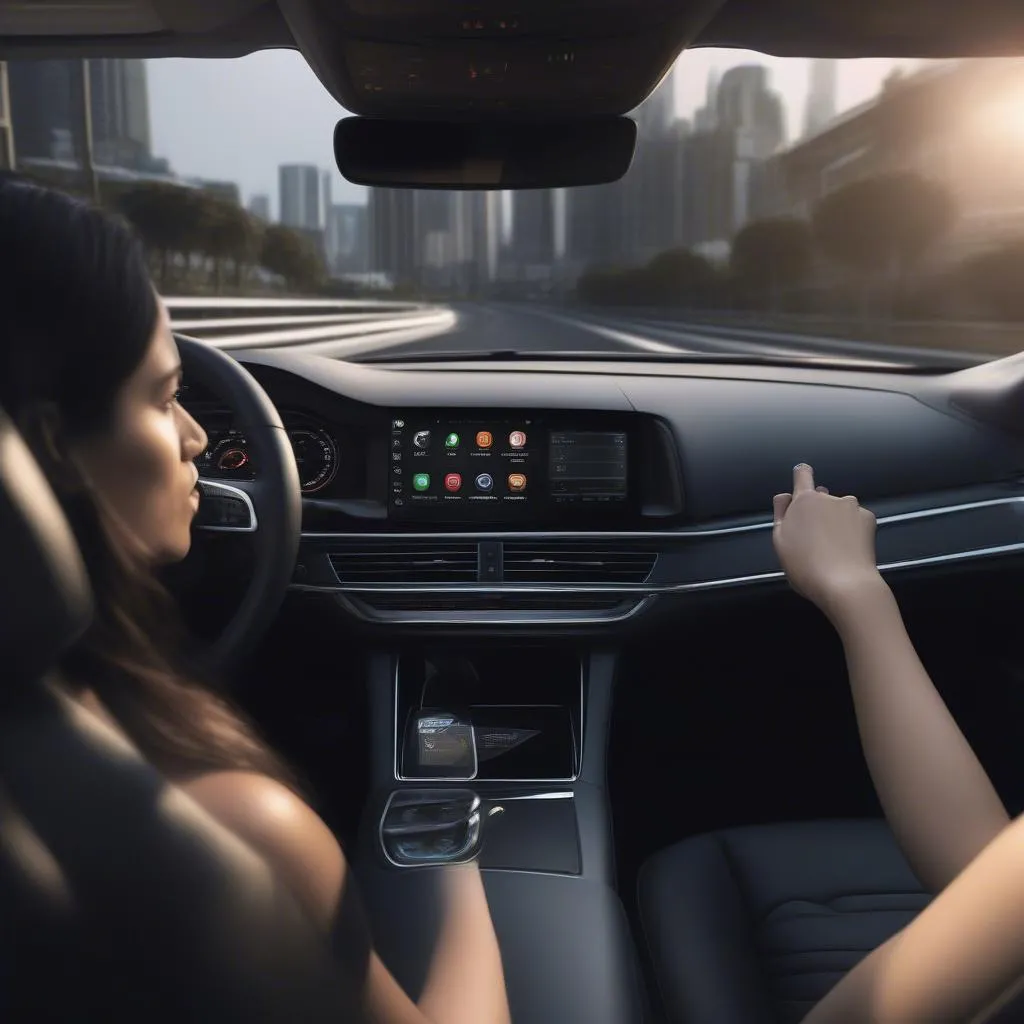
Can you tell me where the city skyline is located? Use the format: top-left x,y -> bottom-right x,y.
147,50 -> 915,217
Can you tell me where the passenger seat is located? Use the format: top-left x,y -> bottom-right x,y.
637,819 -> 930,1023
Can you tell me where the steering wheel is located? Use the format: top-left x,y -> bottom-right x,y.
176,335 -> 302,678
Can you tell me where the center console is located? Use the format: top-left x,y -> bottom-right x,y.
356,646 -> 646,1023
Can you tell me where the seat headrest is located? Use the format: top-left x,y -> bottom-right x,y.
0,408 -> 92,688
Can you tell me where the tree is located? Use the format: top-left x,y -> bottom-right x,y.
812,172 -> 956,281
730,217 -> 814,308
957,240 -> 1024,321
196,197 -> 262,290
643,248 -> 718,306
260,225 -> 324,291
115,183 -> 207,286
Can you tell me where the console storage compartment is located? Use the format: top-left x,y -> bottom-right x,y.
395,647 -> 582,783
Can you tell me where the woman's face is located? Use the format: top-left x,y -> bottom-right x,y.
73,299 -> 208,564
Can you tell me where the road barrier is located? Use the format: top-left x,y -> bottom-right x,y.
164,296 -> 456,356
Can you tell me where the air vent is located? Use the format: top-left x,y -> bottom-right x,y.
358,593 -> 635,612
501,542 -> 657,584
329,540 -> 478,585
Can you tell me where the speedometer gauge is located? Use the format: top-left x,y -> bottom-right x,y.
288,427 -> 339,494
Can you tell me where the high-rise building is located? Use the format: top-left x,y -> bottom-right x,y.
512,189 -> 556,267
369,187 -> 417,285
248,194 -> 271,221
7,58 -> 153,171
279,164 -> 320,231
327,203 -> 369,274
803,59 -> 838,138
0,62 -> 14,170
89,58 -> 150,167
320,171 -> 332,226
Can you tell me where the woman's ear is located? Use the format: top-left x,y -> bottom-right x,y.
16,403 -> 90,494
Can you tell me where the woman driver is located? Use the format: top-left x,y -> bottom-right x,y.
0,176 -> 511,1024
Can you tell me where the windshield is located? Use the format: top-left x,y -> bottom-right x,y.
3,50 -> 1023,367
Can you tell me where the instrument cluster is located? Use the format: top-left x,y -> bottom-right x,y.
196,412 -> 341,496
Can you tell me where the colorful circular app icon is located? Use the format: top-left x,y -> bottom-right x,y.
445,432 -> 460,448
507,472 -> 527,492
413,473 -> 431,491
509,430 -> 527,448
476,430 -> 493,448
444,472 -> 463,492
413,430 -> 431,448
475,472 -> 494,492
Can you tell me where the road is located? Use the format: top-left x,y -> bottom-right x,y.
352,302 -> 985,368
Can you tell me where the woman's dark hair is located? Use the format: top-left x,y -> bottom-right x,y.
0,176 -> 298,789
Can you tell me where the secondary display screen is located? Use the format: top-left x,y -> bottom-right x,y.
389,414 -> 630,521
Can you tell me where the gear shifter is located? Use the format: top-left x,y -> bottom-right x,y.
379,789 -> 484,867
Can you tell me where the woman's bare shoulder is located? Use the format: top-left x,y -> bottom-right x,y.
180,770 -> 347,930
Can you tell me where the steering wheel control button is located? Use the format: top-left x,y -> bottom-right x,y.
413,472 -> 431,492
444,472 -> 463,492
444,431 -> 460,448
509,430 -> 527,448
413,430 -> 431,449
475,472 -> 494,492
508,472 -> 527,492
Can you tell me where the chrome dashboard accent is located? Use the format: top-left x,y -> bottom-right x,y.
300,493 -> 1024,542
321,592 -> 653,626
288,495 -> 1024,623
193,479 -> 257,532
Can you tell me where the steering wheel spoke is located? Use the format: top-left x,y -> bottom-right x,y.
194,478 -> 258,533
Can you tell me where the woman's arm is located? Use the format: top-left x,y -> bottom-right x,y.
182,771 -> 511,1024
772,464 -> 1008,893
803,811 -> 1024,1023
826,574 -> 1009,894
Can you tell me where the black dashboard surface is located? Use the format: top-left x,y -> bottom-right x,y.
228,349 -> 1024,520
185,347 -> 1024,631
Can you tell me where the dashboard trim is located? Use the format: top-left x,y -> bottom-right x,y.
328,592 -> 654,625
286,494 -> 1024,623
299,493 -> 1024,542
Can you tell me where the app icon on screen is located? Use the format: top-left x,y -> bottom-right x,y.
413,473 -> 431,491
475,473 -> 494,492
445,473 -> 463,492
509,430 -> 527,448
413,430 -> 431,449
507,473 -> 527,492
476,430 -> 493,448
445,432 -> 460,448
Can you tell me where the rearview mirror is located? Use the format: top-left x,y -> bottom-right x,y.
333,117 -> 637,190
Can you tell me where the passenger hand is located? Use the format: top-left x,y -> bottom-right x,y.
772,464 -> 882,618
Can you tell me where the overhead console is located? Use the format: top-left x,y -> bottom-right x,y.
277,0 -> 724,120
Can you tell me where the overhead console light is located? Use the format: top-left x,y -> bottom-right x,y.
333,116 -> 637,189
278,0 -> 728,119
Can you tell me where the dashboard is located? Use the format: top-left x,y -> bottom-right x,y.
182,349 -> 1024,630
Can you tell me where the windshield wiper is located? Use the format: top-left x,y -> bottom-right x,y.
351,348 -> 975,373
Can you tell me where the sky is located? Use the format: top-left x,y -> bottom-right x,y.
147,50 -> 917,218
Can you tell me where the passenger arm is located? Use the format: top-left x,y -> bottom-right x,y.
803,811 -> 1024,1023
772,463 -> 1009,894
827,576 -> 1010,894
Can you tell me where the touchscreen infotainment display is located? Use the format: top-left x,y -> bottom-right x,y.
389,414 -> 629,521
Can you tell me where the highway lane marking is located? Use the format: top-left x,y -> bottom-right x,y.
521,308 -> 689,354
